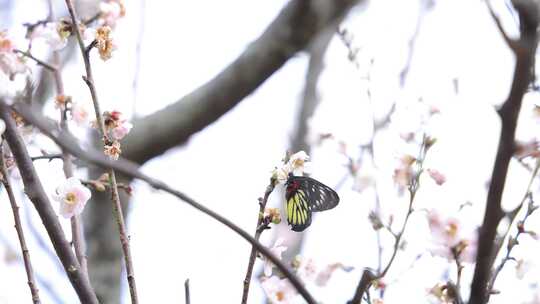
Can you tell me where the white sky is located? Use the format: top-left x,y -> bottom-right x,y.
1,0 -> 540,303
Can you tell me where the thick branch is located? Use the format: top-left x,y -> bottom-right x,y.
469,2 -> 539,303
13,102 -> 318,304
123,0 -> 362,164
0,101 -> 98,304
348,269 -> 376,304
291,26 -> 336,153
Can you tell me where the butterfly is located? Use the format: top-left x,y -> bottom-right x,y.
285,174 -> 339,232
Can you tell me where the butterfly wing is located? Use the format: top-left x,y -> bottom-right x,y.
285,176 -> 339,232
302,176 -> 340,212
285,184 -> 312,232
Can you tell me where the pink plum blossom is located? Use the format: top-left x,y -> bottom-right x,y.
71,102 -> 89,126
260,276 -> 297,304
52,177 -> 91,218
427,168 -> 446,185
427,210 -> 477,263
111,121 -> 133,140
0,31 -> 27,80
99,0 -> 126,28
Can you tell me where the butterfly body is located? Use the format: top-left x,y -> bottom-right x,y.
285,174 -> 339,232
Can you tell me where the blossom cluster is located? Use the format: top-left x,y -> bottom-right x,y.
427,210 -> 477,263
270,151 -> 311,186
100,110 -> 132,159
260,238 -> 353,303
0,0 -> 126,83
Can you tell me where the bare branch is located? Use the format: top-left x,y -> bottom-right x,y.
184,279 -> 190,304
241,184 -> 275,304
31,153 -> 63,161
122,0 -> 364,164
0,143 -> 41,303
14,49 -> 58,72
0,231 -> 63,303
485,0 -> 519,51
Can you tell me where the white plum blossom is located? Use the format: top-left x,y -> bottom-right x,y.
314,263 -> 353,287
390,100 -> 441,143
263,238 -> 287,277
295,256 -> 318,282
287,151 -> 310,175
427,210 -> 477,263
260,276 -> 297,304
111,121 -> 133,140
0,31 -> 27,80
99,0 -> 126,28
52,177 -> 91,218
71,102 -> 89,126
30,22 -> 68,51
271,151 -> 311,185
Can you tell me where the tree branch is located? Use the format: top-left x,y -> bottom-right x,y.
348,269 -> 376,304
469,1 -> 539,303
241,183 -> 275,304
64,0 -> 139,301
122,0 -> 363,164
13,101 -> 318,304
47,0 -> 89,279
0,143 -> 41,303
0,101 -> 98,304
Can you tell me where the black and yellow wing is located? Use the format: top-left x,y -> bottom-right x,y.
285,175 -> 339,232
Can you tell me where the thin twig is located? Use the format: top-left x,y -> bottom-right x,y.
241,184 -> 275,304
485,0 -> 518,51
452,248 -> 463,297
81,179 -> 132,194
491,159 -> 540,263
13,101 -> 318,304
14,49 -> 58,72
488,192 -> 538,297
45,0 -> 89,277
185,279 -> 190,304
0,143 -> 41,303
0,231 -> 63,304
30,153 -> 63,161
349,136 -> 430,303
399,0 -> 433,87
63,0 -> 139,302
379,137 -> 428,278
446,281 -> 463,304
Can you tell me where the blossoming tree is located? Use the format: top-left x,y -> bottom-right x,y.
0,0 -> 540,304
